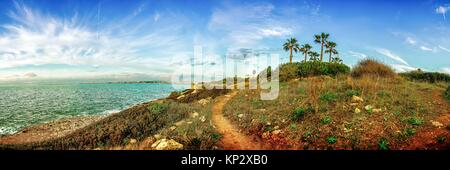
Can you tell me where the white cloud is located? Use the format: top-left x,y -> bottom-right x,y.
348,51 -> 368,59
436,5 -> 450,20
375,48 -> 409,66
439,45 -> 450,53
390,64 -> 418,73
0,3 -> 188,79
441,67 -> 450,74
405,37 -> 417,45
420,46 -> 433,51
208,2 -> 293,47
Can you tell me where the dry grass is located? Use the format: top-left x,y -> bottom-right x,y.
222,75 -> 449,150
351,59 -> 397,78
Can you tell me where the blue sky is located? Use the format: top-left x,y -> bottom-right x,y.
0,0 -> 449,81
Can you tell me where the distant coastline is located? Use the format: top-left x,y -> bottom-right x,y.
80,80 -> 171,84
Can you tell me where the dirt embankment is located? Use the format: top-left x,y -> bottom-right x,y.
0,115 -> 105,145
212,91 -> 266,150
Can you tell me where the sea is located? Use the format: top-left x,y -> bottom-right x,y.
0,81 -> 188,135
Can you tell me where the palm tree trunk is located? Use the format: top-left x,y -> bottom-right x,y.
304,53 -> 307,62
320,42 -> 324,62
289,48 -> 293,63
329,52 -> 332,62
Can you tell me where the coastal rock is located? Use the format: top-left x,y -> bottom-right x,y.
199,116 -> 206,122
152,139 -> 183,150
364,105 -> 373,111
354,108 -> 361,113
153,134 -> 162,140
191,112 -> 199,118
272,130 -> 282,135
174,120 -> 185,126
430,120 -> 444,128
351,96 -> 364,103
176,95 -> 185,100
198,99 -> 210,106
262,132 -> 271,139
372,108 -> 382,113
169,126 -> 177,131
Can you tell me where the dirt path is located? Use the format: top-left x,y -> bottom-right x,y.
212,91 -> 264,150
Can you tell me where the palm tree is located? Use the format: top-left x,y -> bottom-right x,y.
300,44 -> 312,62
332,56 -> 343,63
308,51 -> 320,62
283,38 -> 300,64
325,41 -> 338,62
314,32 -> 330,62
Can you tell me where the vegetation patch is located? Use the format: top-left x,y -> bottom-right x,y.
351,59 -> 396,78
320,116 -> 332,125
278,62 -> 350,82
319,92 -> 338,103
445,85 -> 450,103
291,107 -> 306,121
400,70 -> 450,83
407,117 -> 423,126
326,136 -> 337,144
378,138 -> 389,150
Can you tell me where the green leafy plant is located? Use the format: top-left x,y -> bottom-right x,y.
291,107 -> 306,121
345,89 -> 360,97
407,117 -> 423,126
378,138 -> 389,150
147,103 -> 169,114
320,116 -> 332,124
302,131 -> 312,141
445,86 -> 450,103
211,133 -> 222,140
405,128 -> 416,137
326,136 -> 337,144
320,92 -> 338,103
437,136 -> 446,144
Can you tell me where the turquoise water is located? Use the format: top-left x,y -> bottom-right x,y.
0,82 -> 187,135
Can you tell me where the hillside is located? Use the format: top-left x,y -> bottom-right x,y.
1,60 -> 449,150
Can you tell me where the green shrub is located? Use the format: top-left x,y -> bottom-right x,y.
211,133 -> 222,140
351,59 -> 396,78
278,63 -> 300,82
320,92 -> 338,102
345,89 -> 360,97
326,136 -> 337,144
320,116 -> 332,124
437,136 -> 446,144
400,71 -> 450,83
407,117 -> 423,126
147,103 -> 169,114
445,86 -> 450,103
291,107 -> 306,121
278,62 -> 350,82
378,138 -> 390,150
405,128 -> 416,137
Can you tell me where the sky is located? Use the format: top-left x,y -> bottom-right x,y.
0,0 -> 449,81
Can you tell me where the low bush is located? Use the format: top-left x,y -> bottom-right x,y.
319,92 -> 338,103
351,59 -> 396,78
278,61 -> 350,82
400,71 -> 450,83
291,107 -> 306,121
444,85 -> 450,103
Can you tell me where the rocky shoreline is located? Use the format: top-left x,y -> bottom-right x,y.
0,115 -> 106,145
